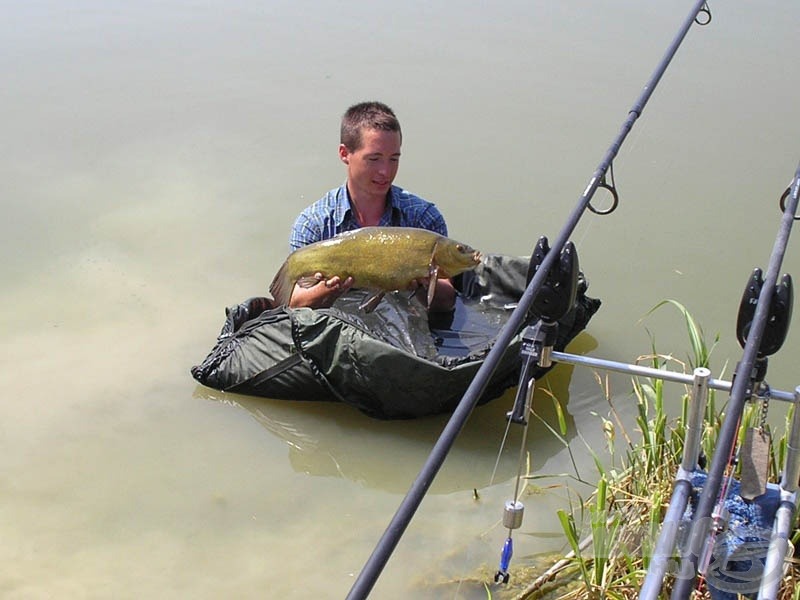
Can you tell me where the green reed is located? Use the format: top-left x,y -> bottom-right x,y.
515,300 -> 799,600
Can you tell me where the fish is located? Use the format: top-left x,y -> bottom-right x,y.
269,227 -> 482,311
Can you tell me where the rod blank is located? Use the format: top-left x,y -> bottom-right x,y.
345,2 -> 717,597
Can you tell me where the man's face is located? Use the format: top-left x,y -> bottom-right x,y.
340,128 -> 401,201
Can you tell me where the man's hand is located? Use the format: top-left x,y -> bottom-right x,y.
289,273 -> 355,308
409,277 -> 456,312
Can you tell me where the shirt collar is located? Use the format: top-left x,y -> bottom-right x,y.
336,183 -> 399,227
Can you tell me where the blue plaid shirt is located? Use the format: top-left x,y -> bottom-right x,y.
289,184 -> 448,251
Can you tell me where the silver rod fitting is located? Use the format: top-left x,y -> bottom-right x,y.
681,368 -> 711,472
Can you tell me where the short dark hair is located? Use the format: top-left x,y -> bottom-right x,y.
340,101 -> 402,151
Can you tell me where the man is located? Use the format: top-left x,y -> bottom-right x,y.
287,101 -> 456,310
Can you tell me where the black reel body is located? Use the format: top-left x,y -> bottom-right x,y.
526,236 -> 579,323
736,268 -> 793,357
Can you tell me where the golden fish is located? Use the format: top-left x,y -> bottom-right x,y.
269,227 -> 482,310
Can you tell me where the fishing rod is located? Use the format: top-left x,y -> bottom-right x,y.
345,1 -> 712,597
669,164 -> 800,599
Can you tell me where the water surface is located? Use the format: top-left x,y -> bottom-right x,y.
2,2 -> 799,598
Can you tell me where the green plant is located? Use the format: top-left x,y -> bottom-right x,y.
516,301 -> 799,600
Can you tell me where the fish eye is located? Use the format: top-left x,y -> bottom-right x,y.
456,244 -> 464,252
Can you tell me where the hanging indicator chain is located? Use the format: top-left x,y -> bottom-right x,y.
494,352 -> 535,584
494,401 -> 531,583
699,327 -> 777,578
737,376 -> 771,502
498,500 -> 526,581
494,239 -> 578,584
495,332 -> 550,586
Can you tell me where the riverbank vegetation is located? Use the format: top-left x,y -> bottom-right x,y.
509,301 -> 800,599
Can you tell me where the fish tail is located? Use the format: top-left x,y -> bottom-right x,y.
268,261 -> 292,306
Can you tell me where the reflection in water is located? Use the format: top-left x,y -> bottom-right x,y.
194,332 -> 597,495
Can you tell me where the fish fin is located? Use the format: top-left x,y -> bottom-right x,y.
268,261 -> 292,306
296,275 -> 322,289
359,291 -> 385,313
427,264 -> 439,308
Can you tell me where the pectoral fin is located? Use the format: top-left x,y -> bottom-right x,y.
296,274 -> 324,289
359,291 -> 385,313
427,263 -> 439,308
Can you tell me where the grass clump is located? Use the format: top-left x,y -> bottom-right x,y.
515,300 -> 800,600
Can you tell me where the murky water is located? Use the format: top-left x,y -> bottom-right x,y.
2,1 -> 799,598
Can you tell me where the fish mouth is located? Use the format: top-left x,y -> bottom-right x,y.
473,251 -> 483,263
